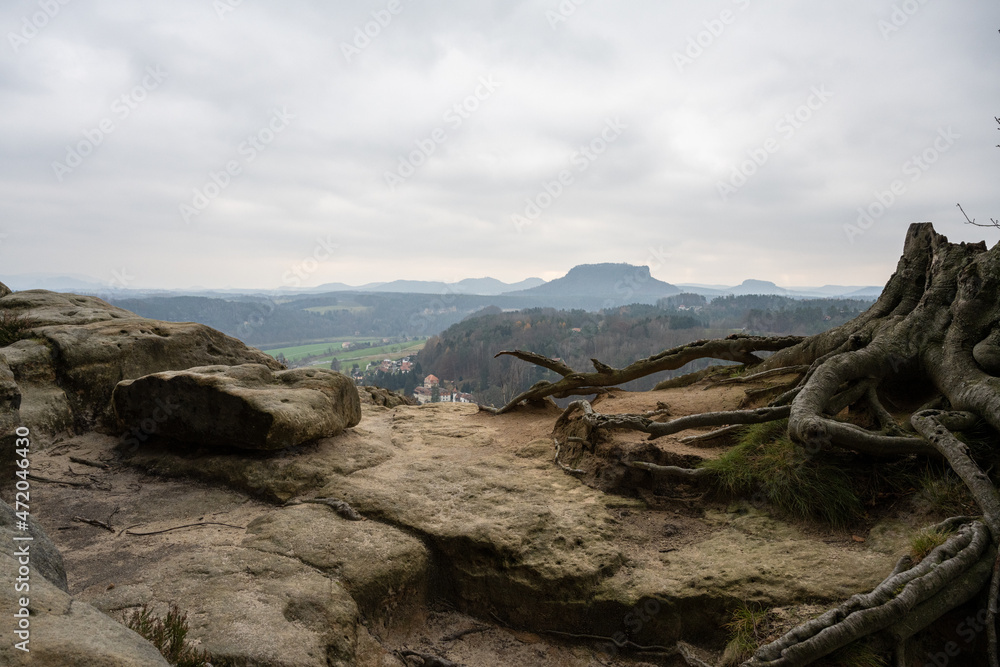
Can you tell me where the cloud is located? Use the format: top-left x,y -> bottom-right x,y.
0,0 -> 997,290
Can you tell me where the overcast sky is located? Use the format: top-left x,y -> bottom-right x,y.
1,0 -> 998,291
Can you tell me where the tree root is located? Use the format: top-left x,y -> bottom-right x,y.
744,520 -> 992,666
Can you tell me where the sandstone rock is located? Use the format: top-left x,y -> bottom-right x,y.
359,385 -> 416,408
88,546 -> 364,667
112,364 -> 362,451
243,503 -> 431,626
0,281 -> 11,297
0,340 -> 73,437
121,401 -> 901,648
0,501 -> 169,666
1,501 -> 67,592
0,291 -> 283,433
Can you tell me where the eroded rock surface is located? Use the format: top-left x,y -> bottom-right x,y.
112,364 -> 361,451
0,501 -> 169,667
0,290 -> 283,435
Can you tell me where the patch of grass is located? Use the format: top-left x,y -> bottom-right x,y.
915,468 -> 977,516
909,526 -> 950,562
122,604 -> 213,667
0,311 -> 38,346
721,602 -> 772,666
700,419 -> 863,526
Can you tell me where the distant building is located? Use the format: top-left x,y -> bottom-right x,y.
423,374 -> 439,388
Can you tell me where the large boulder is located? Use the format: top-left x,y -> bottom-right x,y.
0,281 -> 11,297
112,364 -> 362,451
0,291 -> 283,435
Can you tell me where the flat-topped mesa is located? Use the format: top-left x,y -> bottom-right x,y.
113,364 -> 361,451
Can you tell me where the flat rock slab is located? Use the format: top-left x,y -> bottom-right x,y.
113,364 -> 362,451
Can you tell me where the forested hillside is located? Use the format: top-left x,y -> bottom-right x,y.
421,296 -> 872,406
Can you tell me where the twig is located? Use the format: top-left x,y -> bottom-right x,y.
441,626 -> 490,642
73,516 -> 115,533
69,456 -> 110,469
957,202 -> 1000,228
27,473 -> 90,487
125,522 -> 246,536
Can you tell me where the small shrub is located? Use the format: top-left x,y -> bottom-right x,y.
0,311 -> 37,346
700,420 -> 863,526
122,603 -> 213,667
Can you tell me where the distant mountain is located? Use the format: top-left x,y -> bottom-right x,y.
3,273 -> 108,292
676,280 -> 882,299
509,263 -> 680,306
303,277 -> 546,296
729,279 -> 789,296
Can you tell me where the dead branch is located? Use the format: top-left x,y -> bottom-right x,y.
493,334 -> 804,413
